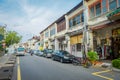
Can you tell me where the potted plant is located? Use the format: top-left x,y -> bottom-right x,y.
87,51 -> 99,66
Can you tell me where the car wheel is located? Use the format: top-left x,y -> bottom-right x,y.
60,58 -> 64,63
52,57 -> 55,60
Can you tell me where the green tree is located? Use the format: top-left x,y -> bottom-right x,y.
0,27 -> 5,35
0,26 -> 5,41
5,31 -> 22,47
0,26 -> 5,51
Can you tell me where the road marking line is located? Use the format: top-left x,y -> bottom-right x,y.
17,57 -> 19,64
92,70 -> 114,80
93,70 -> 111,74
17,57 -> 21,80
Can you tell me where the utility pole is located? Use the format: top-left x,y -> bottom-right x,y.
83,0 -> 88,59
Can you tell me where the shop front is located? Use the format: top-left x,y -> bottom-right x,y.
92,21 -> 120,60
112,28 -> 120,59
107,7 -> 120,59
70,34 -> 83,57
57,36 -> 66,50
44,41 -> 49,49
50,39 -> 55,50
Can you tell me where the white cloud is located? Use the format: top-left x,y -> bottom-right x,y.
0,0 -> 62,42
0,0 -> 81,42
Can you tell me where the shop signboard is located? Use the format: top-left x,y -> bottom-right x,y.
107,7 -> 120,17
107,7 -> 120,20
112,28 -> 120,37
118,29 -> 120,35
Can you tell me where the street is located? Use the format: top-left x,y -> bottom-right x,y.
12,53 -> 119,80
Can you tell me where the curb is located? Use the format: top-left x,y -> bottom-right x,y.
91,62 -> 112,69
112,67 -> 120,72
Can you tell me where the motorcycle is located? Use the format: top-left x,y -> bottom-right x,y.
72,57 -> 82,66
31,53 -> 33,56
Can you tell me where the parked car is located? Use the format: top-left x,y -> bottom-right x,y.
52,50 -> 74,63
35,50 -> 44,56
33,50 -> 38,55
43,49 -> 53,58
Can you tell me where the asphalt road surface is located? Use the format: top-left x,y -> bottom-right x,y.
13,53 -> 119,80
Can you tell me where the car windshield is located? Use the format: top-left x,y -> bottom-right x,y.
34,50 -> 37,53
18,47 -> 25,52
36,50 -> 40,52
47,49 -> 53,53
61,51 -> 69,55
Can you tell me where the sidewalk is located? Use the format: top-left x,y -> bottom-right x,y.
92,60 -> 112,69
0,54 -> 11,65
0,53 -> 16,80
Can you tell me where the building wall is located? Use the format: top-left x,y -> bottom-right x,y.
85,0 -> 109,51
65,5 -> 84,57
50,24 -> 56,37
49,23 -> 56,49
57,19 -> 66,33
85,0 -> 120,59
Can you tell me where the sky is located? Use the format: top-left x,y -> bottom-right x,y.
0,0 -> 82,42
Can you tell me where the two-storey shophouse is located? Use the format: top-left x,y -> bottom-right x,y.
65,1 -> 84,57
85,0 -> 120,59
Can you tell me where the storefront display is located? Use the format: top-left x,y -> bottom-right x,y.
112,28 -> 120,59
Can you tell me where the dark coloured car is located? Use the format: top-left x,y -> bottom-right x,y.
43,49 -> 53,58
52,50 -> 74,63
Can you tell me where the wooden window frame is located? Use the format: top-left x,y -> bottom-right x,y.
88,0 -> 101,18
118,0 -> 120,7
95,2 -> 101,16
88,0 -> 120,19
45,32 -> 49,38
101,0 -> 109,13
108,0 -> 117,11
57,20 -> 66,33
68,11 -> 84,28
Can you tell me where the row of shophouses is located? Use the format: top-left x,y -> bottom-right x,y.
27,0 -> 120,60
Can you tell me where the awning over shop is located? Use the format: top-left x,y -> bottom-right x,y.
91,19 -> 120,30
107,7 -> 120,20
66,29 -> 83,36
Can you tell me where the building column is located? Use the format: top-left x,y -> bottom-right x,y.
89,30 -> 94,51
65,15 -> 69,32
43,41 -> 46,49
55,38 -> 59,50
67,39 -> 71,53
48,40 -> 51,49
65,35 -> 70,53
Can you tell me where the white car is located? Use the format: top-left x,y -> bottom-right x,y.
16,47 -> 25,56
